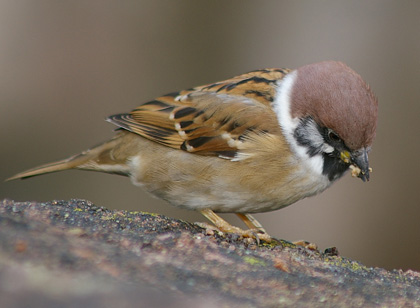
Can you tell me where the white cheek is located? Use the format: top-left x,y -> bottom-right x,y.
273,71 -> 326,177
304,155 -> 324,176
273,71 -> 300,140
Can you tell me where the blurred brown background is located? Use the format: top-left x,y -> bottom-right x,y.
1,1 -> 419,271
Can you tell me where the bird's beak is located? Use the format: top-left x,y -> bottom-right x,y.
351,148 -> 370,182
340,148 -> 370,182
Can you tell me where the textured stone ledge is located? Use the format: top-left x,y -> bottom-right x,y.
1,199 -> 419,307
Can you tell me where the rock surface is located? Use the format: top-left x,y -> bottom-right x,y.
1,199 -> 419,307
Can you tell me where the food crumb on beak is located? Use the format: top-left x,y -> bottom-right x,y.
349,165 -> 373,180
349,165 -> 361,178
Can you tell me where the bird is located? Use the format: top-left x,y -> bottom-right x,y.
7,61 -> 378,243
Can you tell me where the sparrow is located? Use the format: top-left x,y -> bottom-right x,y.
7,61 -> 378,243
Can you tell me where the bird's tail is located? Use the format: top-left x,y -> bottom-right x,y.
6,133 -> 130,181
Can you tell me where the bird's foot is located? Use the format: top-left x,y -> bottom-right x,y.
198,209 -> 272,244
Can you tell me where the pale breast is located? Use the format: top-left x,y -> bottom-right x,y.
126,132 -> 331,213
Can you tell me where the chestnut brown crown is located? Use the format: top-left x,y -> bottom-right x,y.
291,61 -> 378,151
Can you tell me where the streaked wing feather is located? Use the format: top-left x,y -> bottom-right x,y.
192,68 -> 290,106
107,68 -> 288,158
107,113 -> 182,148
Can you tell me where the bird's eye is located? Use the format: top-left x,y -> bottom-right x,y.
328,131 -> 341,142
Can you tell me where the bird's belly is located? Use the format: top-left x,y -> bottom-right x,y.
127,151 -> 331,213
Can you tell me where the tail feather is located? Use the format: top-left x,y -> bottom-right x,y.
6,154 -> 90,181
6,134 -> 131,181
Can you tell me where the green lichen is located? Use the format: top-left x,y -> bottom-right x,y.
258,238 -> 297,250
131,211 -> 160,217
277,239 -> 297,249
324,256 -> 369,273
243,256 -> 267,267
102,213 -> 124,221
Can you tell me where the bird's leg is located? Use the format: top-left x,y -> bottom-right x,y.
237,213 -> 317,250
199,209 -> 271,243
235,213 -> 267,234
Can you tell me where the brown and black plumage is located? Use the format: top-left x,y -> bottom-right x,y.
7,62 -> 378,243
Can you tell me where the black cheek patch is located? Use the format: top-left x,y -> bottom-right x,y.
322,154 -> 349,181
293,117 -> 349,181
293,119 -> 323,157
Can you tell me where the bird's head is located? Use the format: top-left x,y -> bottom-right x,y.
276,61 -> 378,182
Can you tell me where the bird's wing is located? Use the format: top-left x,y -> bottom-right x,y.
107,68 -> 289,159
